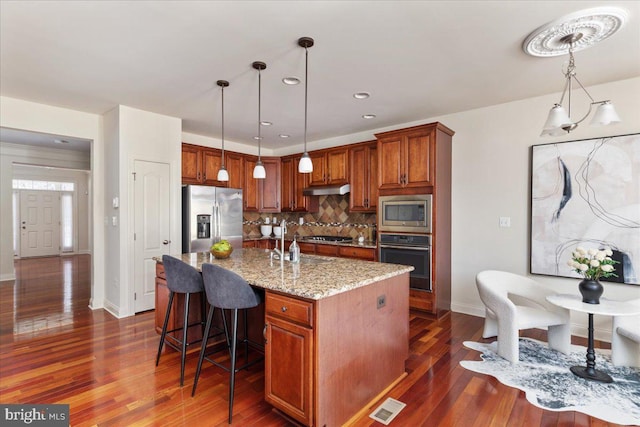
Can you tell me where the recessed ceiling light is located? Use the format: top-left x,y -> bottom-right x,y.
353,92 -> 370,99
54,139 -> 69,144
283,76 -> 300,85
279,134 -> 290,138
260,121 -> 272,126
362,114 -> 376,119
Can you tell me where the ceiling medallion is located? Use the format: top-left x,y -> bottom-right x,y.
522,7 -> 627,57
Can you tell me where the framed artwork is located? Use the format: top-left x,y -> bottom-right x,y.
530,133 -> 640,285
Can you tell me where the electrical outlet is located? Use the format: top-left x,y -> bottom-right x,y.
377,294 -> 386,309
499,216 -> 511,228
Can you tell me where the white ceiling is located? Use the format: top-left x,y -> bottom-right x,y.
1,1 -> 639,152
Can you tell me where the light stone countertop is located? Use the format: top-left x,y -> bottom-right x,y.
156,248 -> 413,300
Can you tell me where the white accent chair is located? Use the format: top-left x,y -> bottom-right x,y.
476,270 -> 571,363
611,298 -> 640,368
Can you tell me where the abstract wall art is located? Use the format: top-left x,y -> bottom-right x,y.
530,133 -> 640,285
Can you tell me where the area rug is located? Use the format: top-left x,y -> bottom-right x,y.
460,338 -> 640,425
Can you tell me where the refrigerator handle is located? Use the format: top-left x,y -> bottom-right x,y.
213,202 -> 219,242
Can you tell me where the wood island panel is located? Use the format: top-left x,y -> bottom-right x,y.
315,273 -> 409,426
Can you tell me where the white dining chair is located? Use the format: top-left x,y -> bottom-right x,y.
611,298 -> 640,368
476,270 -> 571,363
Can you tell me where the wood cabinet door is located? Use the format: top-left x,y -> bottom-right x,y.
202,148 -> 226,186
281,157 -> 294,212
181,144 -> 202,184
404,131 -> 434,188
260,158 -> 281,212
349,145 -> 368,211
293,155 -> 317,212
243,156 -> 259,211
368,145 -> 378,211
308,152 -> 326,186
326,148 -> 348,184
225,151 -> 244,190
297,242 -> 315,254
377,136 -> 404,190
265,315 -> 313,426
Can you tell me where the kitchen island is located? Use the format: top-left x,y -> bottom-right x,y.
155,248 -> 412,426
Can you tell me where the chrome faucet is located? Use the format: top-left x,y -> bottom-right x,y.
272,219 -> 287,261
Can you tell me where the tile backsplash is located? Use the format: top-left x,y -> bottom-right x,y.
243,195 -> 376,240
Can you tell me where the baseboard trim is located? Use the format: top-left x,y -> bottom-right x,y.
0,273 -> 16,282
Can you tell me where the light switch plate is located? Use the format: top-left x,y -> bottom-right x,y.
499,217 -> 511,228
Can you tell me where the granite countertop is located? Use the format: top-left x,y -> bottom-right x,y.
244,236 -> 377,249
156,248 -> 412,300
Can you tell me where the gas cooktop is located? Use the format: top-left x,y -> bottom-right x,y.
303,235 -> 353,243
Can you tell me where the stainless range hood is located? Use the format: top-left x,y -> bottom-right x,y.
302,183 -> 350,196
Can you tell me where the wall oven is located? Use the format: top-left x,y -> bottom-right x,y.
378,194 -> 432,234
379,233 -> 431,291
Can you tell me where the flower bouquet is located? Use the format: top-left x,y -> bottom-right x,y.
568,247 -> 618,304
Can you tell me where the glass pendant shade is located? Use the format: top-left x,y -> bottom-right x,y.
217,166 -> 229,182
541,104 -> 572,136
298,152 -> 313,173
253,160 -> 266,179
590,102 -> 621,126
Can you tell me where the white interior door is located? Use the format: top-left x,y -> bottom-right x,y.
133,160 -> 171,313
19,190 -> 60,258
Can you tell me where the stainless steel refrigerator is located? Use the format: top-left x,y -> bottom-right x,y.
182,185 -> 243,253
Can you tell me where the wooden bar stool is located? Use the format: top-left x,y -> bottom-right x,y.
192,263 -> 263,424
155,255 -> 207,386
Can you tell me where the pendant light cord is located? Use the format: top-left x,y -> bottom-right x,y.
304,45 -> 308,153
221,84 -> 225,166
258,67 -> 262,161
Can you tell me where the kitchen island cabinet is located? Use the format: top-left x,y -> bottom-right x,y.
155,249 -> 411,426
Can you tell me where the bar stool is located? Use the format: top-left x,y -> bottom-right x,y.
156,255 -> 207,387
192,263 -> 263,424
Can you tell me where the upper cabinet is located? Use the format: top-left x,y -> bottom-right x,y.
308,147 -> 349,187
376,123 -> 453,193
243,155 -> 260,212
259,157 -> 281,213
281,155 -> 318,213
225,151 -> 244,190
349,141 -> 378,212
181,143 -> 228,186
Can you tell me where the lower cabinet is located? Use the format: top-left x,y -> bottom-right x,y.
264,292 -> 314,426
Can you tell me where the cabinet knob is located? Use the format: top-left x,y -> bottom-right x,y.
281,306 -> 288,312
162,240 -> 171,245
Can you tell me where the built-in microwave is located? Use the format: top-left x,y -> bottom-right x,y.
378,194 -> 432,233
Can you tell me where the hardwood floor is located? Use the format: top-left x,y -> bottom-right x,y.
0,255 -> 621,426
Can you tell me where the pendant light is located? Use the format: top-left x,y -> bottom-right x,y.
522,8 -> 625,137
216,80 -> 230,182
253,61 -> 266,179
298,37 -> 314,173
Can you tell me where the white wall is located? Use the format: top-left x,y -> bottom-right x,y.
102,105 -> 182,317
0,96 -> 105,310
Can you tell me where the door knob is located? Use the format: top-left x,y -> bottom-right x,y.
22,226 -> 26,229
163,240 -> 171,245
